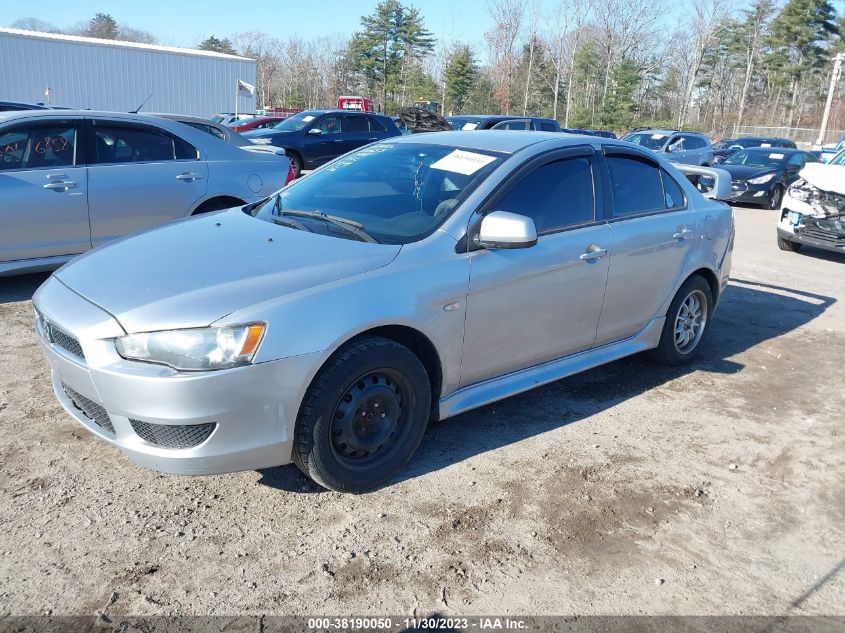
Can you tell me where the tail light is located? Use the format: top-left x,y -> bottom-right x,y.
285,163 -> 295,185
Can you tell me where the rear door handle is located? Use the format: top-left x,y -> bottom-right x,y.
673,228 -> 694,240
579,246 -> 608,262
176,172 -> 204,181
43,181 -> 78,190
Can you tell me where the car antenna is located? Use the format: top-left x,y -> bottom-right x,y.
131,94 -> 153,114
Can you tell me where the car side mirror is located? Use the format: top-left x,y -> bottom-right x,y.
667,141 -> 682,153
307,128 -> 322,135
476,211 -> 538,249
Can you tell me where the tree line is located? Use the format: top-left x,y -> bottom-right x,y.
11,2 -> 845,134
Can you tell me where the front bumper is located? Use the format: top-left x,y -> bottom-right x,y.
778,198 -> 845,254
33,277 -> 322,475
726,181 -> 774,205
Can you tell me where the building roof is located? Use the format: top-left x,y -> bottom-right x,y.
0,27 -> 255,62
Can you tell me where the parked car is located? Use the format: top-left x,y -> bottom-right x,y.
446,115 -> 561,132
701,147 -> 817,209
150,114 -> 258,147
0,109 -> 291,276
712,136 -> 796,163
561,128 -> 617,139
622,129 -> 715,166
33,131 -> 734,492
231,116 -> 287,133
392,116 -> 411,135
241,109 -> 401,176
777,149 -> 845,255
811,136 -> 845,163
211,113 -> 256,126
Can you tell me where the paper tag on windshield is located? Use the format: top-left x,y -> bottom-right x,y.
760,143 -> 771,147
462,122 -> 478,130
651,134 -> 666,139
431,150 -> 496,175
769,153 -> 784,159
302,115 -> 315,122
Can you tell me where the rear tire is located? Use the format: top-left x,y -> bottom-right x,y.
650,275 -> 713,366
292,337 -> 431,493
777,235 -> 802,252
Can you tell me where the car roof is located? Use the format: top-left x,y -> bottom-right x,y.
384,129 -> 618,154
739,146 -> 803,154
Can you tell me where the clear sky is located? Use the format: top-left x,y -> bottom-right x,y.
3,0 -> 843,53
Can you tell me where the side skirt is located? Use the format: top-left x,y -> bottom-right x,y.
0,254 -> 76,277
438,317 -> 665,420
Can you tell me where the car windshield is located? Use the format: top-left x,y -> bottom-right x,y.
623,132 -> 669,150
246,142 -> 504,244
713,139 -> 735,149
724,149 -> 788,167
210,115 -> 225,123
272,111 -> 318,131
829,149 -> 845,166
448,118 -> 482,131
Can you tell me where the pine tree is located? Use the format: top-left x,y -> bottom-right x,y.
86,13 -> 119,40
199,36 -> 238,56
444,46 -> 478,114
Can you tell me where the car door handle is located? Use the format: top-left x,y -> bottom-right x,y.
579,246 -> 608,261
43,181 -> 78,190
673,228 -> 694,240
368,137 -> 379,141
333,139 -> 343,143
176,172 -> 204,181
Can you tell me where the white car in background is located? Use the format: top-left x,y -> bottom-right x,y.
778,149 -> 845,255
0,110 -> 291,276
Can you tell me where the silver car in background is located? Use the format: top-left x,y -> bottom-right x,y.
0,110 -> 291,276
34,131 -> 734,493
623,129 -> 715,166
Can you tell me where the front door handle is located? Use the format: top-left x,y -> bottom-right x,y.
333,139 -> 343,143
176,172 -> 204,181
673,228 -> 694,240
579,245 -> 608,262
43,181 -> 78,191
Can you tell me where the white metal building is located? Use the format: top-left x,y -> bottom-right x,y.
0,28 -> 256,118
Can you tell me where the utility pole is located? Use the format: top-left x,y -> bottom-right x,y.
816,53 -> 844,147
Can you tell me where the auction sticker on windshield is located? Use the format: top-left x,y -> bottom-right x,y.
769,153 -> 785,159
431,149 -> 496,175
651,134 -> 666,139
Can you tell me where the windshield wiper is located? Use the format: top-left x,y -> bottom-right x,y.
274,208 -> 378,243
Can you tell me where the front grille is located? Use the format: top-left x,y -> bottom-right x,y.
800,225 -> 845,246
129,420 -> 216,449
45,321 -> 85,360
61,383 -> 115,436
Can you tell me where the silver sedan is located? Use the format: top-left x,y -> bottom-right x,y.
0,110 -> 291,276
34,131 -> 734,493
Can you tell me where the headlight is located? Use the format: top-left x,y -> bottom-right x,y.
250,138 -> 272,145
115,323 -> 265,371
748,173 -> 775,185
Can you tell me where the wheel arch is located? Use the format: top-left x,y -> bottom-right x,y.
688,267 -> 720,306
308,324 -> 444,421
190,195 -> 247,215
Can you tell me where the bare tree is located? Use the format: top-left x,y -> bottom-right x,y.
485,0 -> 525,114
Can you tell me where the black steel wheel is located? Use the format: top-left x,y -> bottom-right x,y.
292,337 -> 431,493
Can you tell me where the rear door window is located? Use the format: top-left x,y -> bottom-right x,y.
93,124 -> 198,163
367,117 -> 387,132
0,123 -> 77,171
344,115 -> 369,133
606,155 -> 665,217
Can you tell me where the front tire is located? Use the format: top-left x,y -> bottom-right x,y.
292,337 -> 431,493
288,152 -> 303,178
651,276 -> 713,366
777,235 -> 802,252
767,185 -> 784,210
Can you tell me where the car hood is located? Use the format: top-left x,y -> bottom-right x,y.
720,164 -> 778,180
55,210 -> 401,334
798,162 -> 845,195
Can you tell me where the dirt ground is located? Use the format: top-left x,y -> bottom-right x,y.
0,206 -> 843,619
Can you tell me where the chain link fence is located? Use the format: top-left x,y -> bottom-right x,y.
731,125 -> 845,147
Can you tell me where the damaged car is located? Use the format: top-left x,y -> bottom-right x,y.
778,150 -> 845,255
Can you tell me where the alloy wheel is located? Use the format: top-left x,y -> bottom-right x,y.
673,289 -> 708,354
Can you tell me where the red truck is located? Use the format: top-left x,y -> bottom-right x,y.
337,95 -> 371,112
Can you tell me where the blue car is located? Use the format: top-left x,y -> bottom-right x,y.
243,109 -> 401,176
814,136 -> 845,163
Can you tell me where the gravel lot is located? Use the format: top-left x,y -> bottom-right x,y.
0,206 -> 843,618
